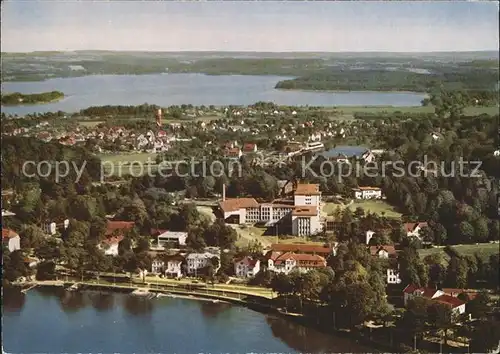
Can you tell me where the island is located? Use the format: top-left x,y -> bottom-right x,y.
1,91 -> 65,106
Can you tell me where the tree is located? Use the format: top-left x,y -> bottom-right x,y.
427,302 -> 453,344
458,221 -> 474,244
466,290 -> 491,320
446,256 -> 468,289
469,320 -> 500,354
3,249 -> 27,282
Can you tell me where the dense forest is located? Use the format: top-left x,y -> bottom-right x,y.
1,91 -> 65,105
275,66 -> 499,94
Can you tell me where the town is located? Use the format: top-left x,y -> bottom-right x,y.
2,95 -> 500,354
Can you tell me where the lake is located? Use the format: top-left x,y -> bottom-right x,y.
2,287 -> 374,354
1,74 -> 426,116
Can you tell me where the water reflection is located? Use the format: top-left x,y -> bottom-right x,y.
58,290 -> 87,313
122,295 -> 154,316
199,301 -> 232,318
88,292 -> 115,312
266,316 -> 372,354
2,287 -> 26,313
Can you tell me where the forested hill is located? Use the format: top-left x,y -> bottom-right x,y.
1,136 -> 101,189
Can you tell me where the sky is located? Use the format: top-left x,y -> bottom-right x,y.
1,1 -> 499,52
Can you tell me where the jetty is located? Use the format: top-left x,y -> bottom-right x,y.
21,284 -> 37,294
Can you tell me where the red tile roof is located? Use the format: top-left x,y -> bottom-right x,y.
267,251 -> 326,267
404,222 -> 428,233
219,198 -> 259,212
369,245 -> 397,257
294,184 -> 320,195
242,143 -> 256,152
2,228 -> 19,240
106,221 -> 134,236
235,256 -> 259,267
403,284 -> 439,299
101,235 -> 124,246
434,295 -> 466,308
355,186 -> 381,191
271,243 -> 333,255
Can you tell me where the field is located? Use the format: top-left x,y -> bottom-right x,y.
322,200 -> 402,219
325,105 -> 498,119
77,120 -> 105,127
418,243 -> 499,263
233,225 -> 324,248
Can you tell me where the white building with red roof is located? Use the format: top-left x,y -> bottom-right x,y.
218,183 -> 322,236
352,186 -> 382,200
403,284 -> 467,316
266,251 -> 327,274
404,222 -> 428,239
234,256 -> 260,278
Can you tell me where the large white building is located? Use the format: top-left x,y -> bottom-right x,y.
219,183 -> 322,236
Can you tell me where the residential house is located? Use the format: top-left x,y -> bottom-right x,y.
369,245 -> 401,284
186,249 -> 221,276
242,143 -> 257,154
42,218 -> 70,236
100,235 -> 124,256
151,255 -> 166,274
361,150 -> 376,163
234,256 -> 261,278
403,285 -> 466,316
99,221 -> 135,256
2,228 -> 21,252
352,187 -> 383,200
266,251 -> 327,274
165,255 -> 184,278
225,147 -> 242,159
405,222 -> 428,240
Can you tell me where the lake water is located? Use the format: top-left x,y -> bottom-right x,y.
3,287 -> 373,354
1,74 -> 426,116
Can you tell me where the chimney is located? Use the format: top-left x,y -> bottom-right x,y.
222,183 -> 226,201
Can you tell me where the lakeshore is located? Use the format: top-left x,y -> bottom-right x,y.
3,284 -> 376,354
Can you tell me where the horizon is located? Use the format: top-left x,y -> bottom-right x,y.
1,1 -> 498,52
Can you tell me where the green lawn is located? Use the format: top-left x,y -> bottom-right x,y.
323,200 -> 402,219
99,152 -> 158,176
419,243 -> 499,263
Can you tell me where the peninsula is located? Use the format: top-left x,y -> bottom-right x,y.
1,91 -> 65,106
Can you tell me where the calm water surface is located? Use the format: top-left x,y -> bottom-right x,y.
3,287 -> 374,354
1,74 -> 426,115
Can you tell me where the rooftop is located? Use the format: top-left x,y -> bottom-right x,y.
219,197 -> 259,212
294,183 -> 320,196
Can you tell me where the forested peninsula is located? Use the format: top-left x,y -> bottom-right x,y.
1,91 -> 65,106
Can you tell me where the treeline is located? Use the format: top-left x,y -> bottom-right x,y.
1,136 -> 101,189
275,66 -> 499,93
1,91 -> 64,105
